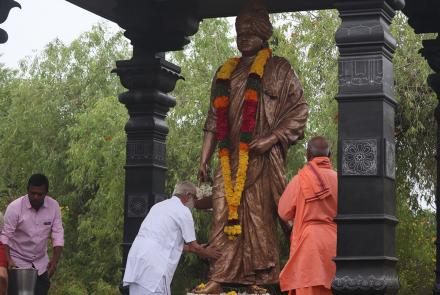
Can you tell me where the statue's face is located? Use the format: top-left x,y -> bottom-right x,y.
237,33 -> 264,56
236,20 -> 264,56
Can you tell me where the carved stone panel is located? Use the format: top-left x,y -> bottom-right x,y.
338,24 -> 383,39
385,140 -> 396,179
339,57 -> 383,92
342,139 -> 378,176
332,275 -> 399,293
126,140 -> 166,165
127,195 -> 148,218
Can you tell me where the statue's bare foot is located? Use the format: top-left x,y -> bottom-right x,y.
246,284 -> 268,294
193,280 -> 223,294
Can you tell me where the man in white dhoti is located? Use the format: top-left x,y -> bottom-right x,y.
123,181 -> 221,295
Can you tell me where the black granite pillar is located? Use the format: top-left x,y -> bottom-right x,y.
113,50 -> 181,278
420,36 -> 440,295
111,1 -> 200,293
332,1 -> 404,294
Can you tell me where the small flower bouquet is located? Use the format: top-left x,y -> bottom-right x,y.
196,182 -> 213,200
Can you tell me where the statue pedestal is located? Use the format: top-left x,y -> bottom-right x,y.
187,293 -> 270,295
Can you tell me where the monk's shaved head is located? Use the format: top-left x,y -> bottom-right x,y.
307,136 -> 331,160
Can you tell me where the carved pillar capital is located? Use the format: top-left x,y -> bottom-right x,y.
335,0 -> 399,105
0,0 -> 21,44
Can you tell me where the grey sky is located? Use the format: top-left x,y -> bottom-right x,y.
0,0 -> 120,69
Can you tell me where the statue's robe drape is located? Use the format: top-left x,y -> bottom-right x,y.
203,55 -> 308,285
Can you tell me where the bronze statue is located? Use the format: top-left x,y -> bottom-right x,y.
195,0 -> 308,293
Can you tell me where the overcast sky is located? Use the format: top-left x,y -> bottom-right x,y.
0,0 -> 120,69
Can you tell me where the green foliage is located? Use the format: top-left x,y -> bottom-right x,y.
65,96 -> 126,289
0,23 -> 130,294
0,10 -> 436,295
396,188 -> 435,294
392,12 -> 437,293
393,13 -> 437,206
271,11 -> 340,177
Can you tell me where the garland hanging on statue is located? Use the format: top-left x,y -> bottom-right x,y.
213,48 -> 272,240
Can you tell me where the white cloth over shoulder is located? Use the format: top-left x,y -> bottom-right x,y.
123,196 -> 196,293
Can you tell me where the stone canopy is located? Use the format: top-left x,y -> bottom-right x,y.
66,0 -> 333,21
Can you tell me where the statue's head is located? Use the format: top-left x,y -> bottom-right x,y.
235,0 -> 273,56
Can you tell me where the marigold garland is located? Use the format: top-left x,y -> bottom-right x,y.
214,48 -> 272,240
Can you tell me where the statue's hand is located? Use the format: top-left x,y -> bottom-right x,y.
249,134 -> 278,155
198,162 -> 210,183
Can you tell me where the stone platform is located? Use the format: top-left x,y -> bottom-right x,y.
187,293 -> 270,295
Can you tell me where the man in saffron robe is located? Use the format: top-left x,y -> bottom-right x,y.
195,0 -> 308,293
278,136 -> 337,295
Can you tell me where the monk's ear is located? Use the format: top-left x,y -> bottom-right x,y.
306,150 -> 311,161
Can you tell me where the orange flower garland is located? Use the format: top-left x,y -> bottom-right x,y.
214,48 -> 272,240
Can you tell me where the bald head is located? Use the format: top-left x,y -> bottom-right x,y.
307,136 -> 331,160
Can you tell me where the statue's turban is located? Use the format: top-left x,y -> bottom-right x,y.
235,0 -> 273,41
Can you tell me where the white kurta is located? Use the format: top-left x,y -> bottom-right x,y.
123,196 -> 196,294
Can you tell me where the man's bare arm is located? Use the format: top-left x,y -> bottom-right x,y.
48,246 -> 63,278
184,241 -> 221,260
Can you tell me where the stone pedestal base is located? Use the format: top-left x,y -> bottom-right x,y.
187,293 -> 270,295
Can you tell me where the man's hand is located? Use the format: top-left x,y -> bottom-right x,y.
4,245 -> 15,268
185,241 -> 222,261
0,267 -> 7,295
249,134 -> 278,155
47,260 -> 57,278
48,246 -> 63,278
7,254 -> 15,269
200,245 -> 222,260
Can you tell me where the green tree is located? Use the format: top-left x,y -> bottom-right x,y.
392,12 -> 437,294
0,24 -> 130,294
61,96 -> 126,294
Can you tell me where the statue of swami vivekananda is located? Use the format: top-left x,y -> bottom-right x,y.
195,0 -> 309,293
